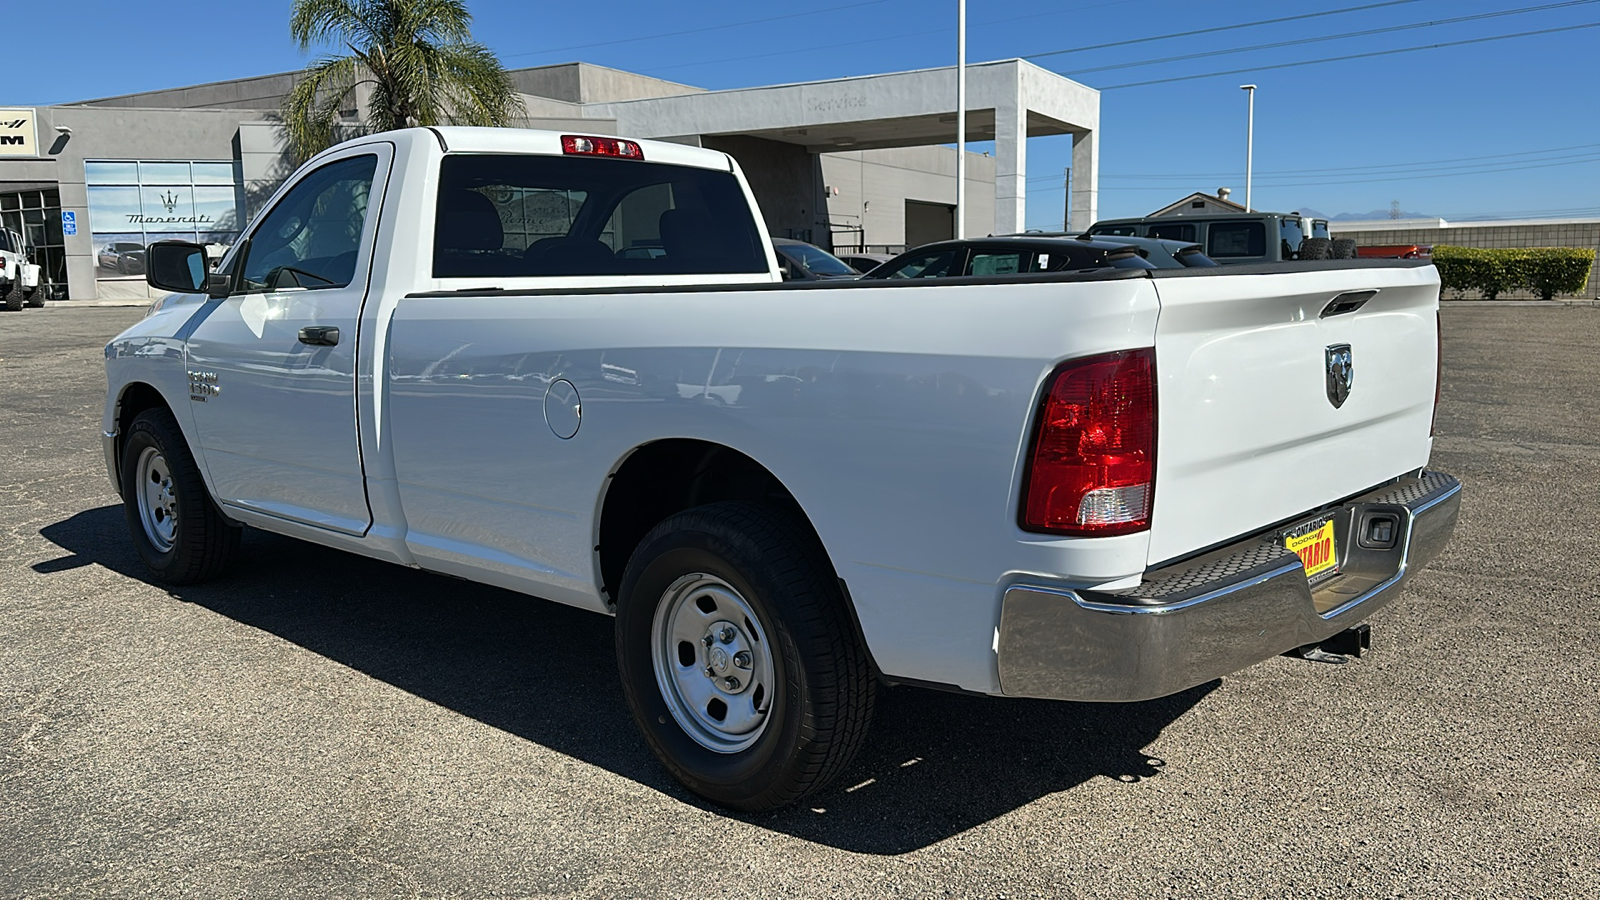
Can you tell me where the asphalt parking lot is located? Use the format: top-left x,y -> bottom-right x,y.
2,304 -> 1596,899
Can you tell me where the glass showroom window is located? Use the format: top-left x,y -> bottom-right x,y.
85,160 -> 246,280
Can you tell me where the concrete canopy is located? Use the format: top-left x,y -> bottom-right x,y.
590,59 -> 1100,234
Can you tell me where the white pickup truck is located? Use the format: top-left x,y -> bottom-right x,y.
104,127 -> 1460,810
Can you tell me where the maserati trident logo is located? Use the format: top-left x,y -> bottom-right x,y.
159,190 -> 180,214
1326,344 -> 1354,408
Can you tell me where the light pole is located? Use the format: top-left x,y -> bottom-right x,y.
955,0 -> 967,239
1062,166 -> 1071,232
1239,84 -> 1256,213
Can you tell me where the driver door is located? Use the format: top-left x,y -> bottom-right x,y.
185,145 -> 391,535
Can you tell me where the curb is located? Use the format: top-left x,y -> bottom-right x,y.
1441,300 -> 1598,308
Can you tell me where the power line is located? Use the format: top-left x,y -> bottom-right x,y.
1101,143 -> 1600,179
499,0 -> 902,60
1058,1 -> 1600,77
1021,0 -> 1429,61
634,0 -> 1146,75
1028,152 -> 1600,193
1101,150 -> 1600,185
1097,21 -> 1600,89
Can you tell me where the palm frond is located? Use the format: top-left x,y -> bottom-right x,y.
290,0 -> 381,51
286,0 -> 521,151
434,43 -> 525,127
281,54 -> 368,160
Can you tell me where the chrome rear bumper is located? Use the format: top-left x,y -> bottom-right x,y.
997,471 -> 1462,702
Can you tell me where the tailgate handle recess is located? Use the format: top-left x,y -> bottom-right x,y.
1321,289 -> 1378,318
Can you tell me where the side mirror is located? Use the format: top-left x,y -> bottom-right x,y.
777,259 -> 795,280
147,241 -> 229,298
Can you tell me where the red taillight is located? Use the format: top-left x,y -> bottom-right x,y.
1431,310 -> 1442,436
1021,348 -> 1157,536
561,134 -> 644,160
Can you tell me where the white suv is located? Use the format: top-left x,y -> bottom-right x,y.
0,227 -> 42,310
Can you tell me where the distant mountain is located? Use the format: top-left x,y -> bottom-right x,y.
1295,206 -> 1434,221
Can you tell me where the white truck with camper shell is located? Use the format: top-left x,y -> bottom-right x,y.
104,127 -> 1461,811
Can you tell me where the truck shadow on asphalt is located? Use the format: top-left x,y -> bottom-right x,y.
41,505 -> 1214,856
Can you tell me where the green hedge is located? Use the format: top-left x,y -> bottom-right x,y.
1433,246 -> 1596,300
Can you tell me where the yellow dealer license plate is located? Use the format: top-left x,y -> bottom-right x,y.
1285,518 -> 1339,580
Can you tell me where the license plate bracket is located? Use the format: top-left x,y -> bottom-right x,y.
1283,515 -> 1339,583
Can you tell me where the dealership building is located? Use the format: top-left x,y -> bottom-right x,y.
0,58 -> 1099,301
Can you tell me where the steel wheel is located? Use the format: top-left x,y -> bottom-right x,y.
615,501 -> 876,810
120,406 -> 240,583
651,573 -> 776,753
135,446 -> 178,553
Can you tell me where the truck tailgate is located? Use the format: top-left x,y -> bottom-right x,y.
1146,263 -> 1439,566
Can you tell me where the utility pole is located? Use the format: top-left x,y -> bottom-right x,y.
955,0 -> 967,240
1063,166 -> 1071,232
1240,84 -> 1256,213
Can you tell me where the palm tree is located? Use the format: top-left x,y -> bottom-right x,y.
282,0 -> 525,160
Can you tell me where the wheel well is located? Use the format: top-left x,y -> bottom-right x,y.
112,382 -> 173,493
597,440 -> 814,605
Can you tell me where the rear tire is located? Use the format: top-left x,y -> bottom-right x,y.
120,407 -> 241,584
1,280 -> 20,311
615,501 -> 875,811
1331,238 -> 1357,259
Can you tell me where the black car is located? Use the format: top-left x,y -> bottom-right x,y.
771,238 -> 861,281
98,242 -> 148,275
861,235 -> 1156,281
1008,232 -> 1218,268
1086,234 -> 1218,268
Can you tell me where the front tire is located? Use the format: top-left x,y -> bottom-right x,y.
615,501 -> 875,811
120,407 -> 241,584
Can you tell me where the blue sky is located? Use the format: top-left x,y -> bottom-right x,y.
11,1 -> 1599,227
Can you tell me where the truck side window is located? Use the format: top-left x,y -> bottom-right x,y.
1207,222 -> 1266,258
238,155 -> 378,293
432,155 -> 768,278
1147,223 -> 1195,242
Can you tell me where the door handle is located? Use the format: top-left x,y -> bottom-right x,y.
298,325 -> 340,347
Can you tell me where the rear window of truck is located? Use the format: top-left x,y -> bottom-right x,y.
432,155 -> 769,278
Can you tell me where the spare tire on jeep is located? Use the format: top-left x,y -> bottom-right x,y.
1299,237 -> 1332,261
1332,238 -> 1358,259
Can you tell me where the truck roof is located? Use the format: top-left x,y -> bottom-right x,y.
1092,211 -> 1327,224
319,126 -> 736,173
